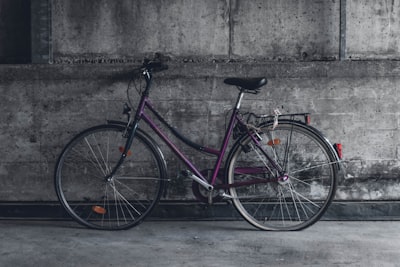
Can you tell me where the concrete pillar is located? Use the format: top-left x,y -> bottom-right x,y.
31,0 -> 52,63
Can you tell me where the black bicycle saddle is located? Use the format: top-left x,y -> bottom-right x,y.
224,77 -> 267,91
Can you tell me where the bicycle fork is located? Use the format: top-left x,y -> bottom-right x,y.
106,97 -> 146,180
105,120 -> 139,181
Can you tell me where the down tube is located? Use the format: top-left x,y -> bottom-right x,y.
141,112 -> 208,182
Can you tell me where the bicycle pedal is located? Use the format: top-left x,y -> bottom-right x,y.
182,170 -> 213,191
208,192 -> 213,205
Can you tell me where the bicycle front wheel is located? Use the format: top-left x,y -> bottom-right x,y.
227,121 -> 338,231
55,124 -> 166,230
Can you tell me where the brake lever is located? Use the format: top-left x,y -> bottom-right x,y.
123,103 -> 132,122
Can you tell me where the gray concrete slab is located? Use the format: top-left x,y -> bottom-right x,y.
0,220 -> 399,267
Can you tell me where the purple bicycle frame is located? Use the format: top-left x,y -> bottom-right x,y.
130,90 -> 284,190
136,95 -> 237,186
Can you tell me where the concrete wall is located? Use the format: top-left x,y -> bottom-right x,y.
52,0 -> 340,62
347,0 -> 400,59
2,0 -> 400,207
51,0 -> 400,62
2,61 -> 400,203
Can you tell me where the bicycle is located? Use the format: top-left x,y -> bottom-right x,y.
54,58 -> 342,231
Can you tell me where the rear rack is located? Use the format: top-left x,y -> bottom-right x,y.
245,112 -> 311,126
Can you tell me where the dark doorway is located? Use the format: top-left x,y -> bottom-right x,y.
0,0 -> 31,63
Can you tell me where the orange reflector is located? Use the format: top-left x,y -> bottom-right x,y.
267,139 -> 281,146
119,146 -> 132,156
92,206 -> 107,215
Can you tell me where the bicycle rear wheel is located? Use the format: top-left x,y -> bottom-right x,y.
227,121 -> 338,231
55,124 -> 166,230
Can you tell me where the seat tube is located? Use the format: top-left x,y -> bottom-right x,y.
210,91 -> 244,184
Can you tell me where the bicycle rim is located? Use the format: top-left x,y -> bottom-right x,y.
228,122 -> 337,231
55,124 -> 165,230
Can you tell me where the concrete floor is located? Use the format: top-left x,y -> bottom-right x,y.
0,220 -> 399,267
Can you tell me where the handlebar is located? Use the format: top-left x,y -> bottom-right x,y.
141,59 -> 169,73
125,56 -> 168,106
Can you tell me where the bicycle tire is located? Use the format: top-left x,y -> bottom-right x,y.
55,124 -> 167,230
226,121 -> 338,231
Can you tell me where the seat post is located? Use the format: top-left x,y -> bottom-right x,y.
235,89 -> 245,110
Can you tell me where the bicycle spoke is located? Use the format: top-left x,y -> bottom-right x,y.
113,176 -> 162,181
279,186 -> 292,223
113,178 -> 149,210
248,143 -> 277,177
68,147 -> 106,178
291,161 -> 340,174
84,136 -> 108,176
